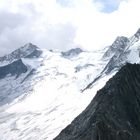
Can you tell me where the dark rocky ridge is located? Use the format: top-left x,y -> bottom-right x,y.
0,59 -> 28,79
55,63 -> 140,140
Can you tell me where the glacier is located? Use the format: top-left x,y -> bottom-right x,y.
0,28 -> 140,139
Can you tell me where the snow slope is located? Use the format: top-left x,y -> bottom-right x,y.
0,46 -> 110,140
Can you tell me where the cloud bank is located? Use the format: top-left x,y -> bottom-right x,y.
0,0 -> 140,56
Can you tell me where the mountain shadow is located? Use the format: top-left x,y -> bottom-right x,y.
0,59 -> 28,79
0,59 -> 35,106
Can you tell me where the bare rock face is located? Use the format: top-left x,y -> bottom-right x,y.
0,59 -> 28,79
54,63 -> 140,140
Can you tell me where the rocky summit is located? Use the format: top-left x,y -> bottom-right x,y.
55,63 -> 140,140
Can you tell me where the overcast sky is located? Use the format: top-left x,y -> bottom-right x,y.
0,0 -> 140,56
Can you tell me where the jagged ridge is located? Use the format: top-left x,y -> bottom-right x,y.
83,28 -> 140,91
55,63 -> 140,140
103,36 -> 129,59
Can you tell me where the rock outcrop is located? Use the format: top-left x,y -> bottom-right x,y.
0,59 -> 28,79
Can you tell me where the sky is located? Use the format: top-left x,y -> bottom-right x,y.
0,0 -> 140,56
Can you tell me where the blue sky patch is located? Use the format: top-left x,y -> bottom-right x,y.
56,0 -> 72,7
94,0 -> 121,13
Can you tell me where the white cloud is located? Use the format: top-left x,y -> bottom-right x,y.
0,0 -> 140,56
73,0 -> 140,50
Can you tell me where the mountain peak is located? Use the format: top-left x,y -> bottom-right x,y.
61,48 -> 83,58
0,43 -> 42,64
20,43 -> 38,51
103,36 -> 129,58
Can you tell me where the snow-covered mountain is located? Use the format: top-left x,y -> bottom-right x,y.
83,28 -> 140,90
0,28 -> 140,140
103,28 -> 140,73
0,43 -> 42,65
0,43 -> 108,140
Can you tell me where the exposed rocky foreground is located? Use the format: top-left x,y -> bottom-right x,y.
55,63 -> 140,140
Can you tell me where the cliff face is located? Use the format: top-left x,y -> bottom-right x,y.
55,63 -> 140,140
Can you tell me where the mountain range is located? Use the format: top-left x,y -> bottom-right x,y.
0,28 -> 140,139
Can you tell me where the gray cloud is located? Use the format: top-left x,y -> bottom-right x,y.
0,1 -> 77,56
0,12 -> 29,56
35,23 -> 76,51
56,0 -> 73,7
0,14 -> 76,56
0,0 -> 139,56
0,12 -> 26,33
